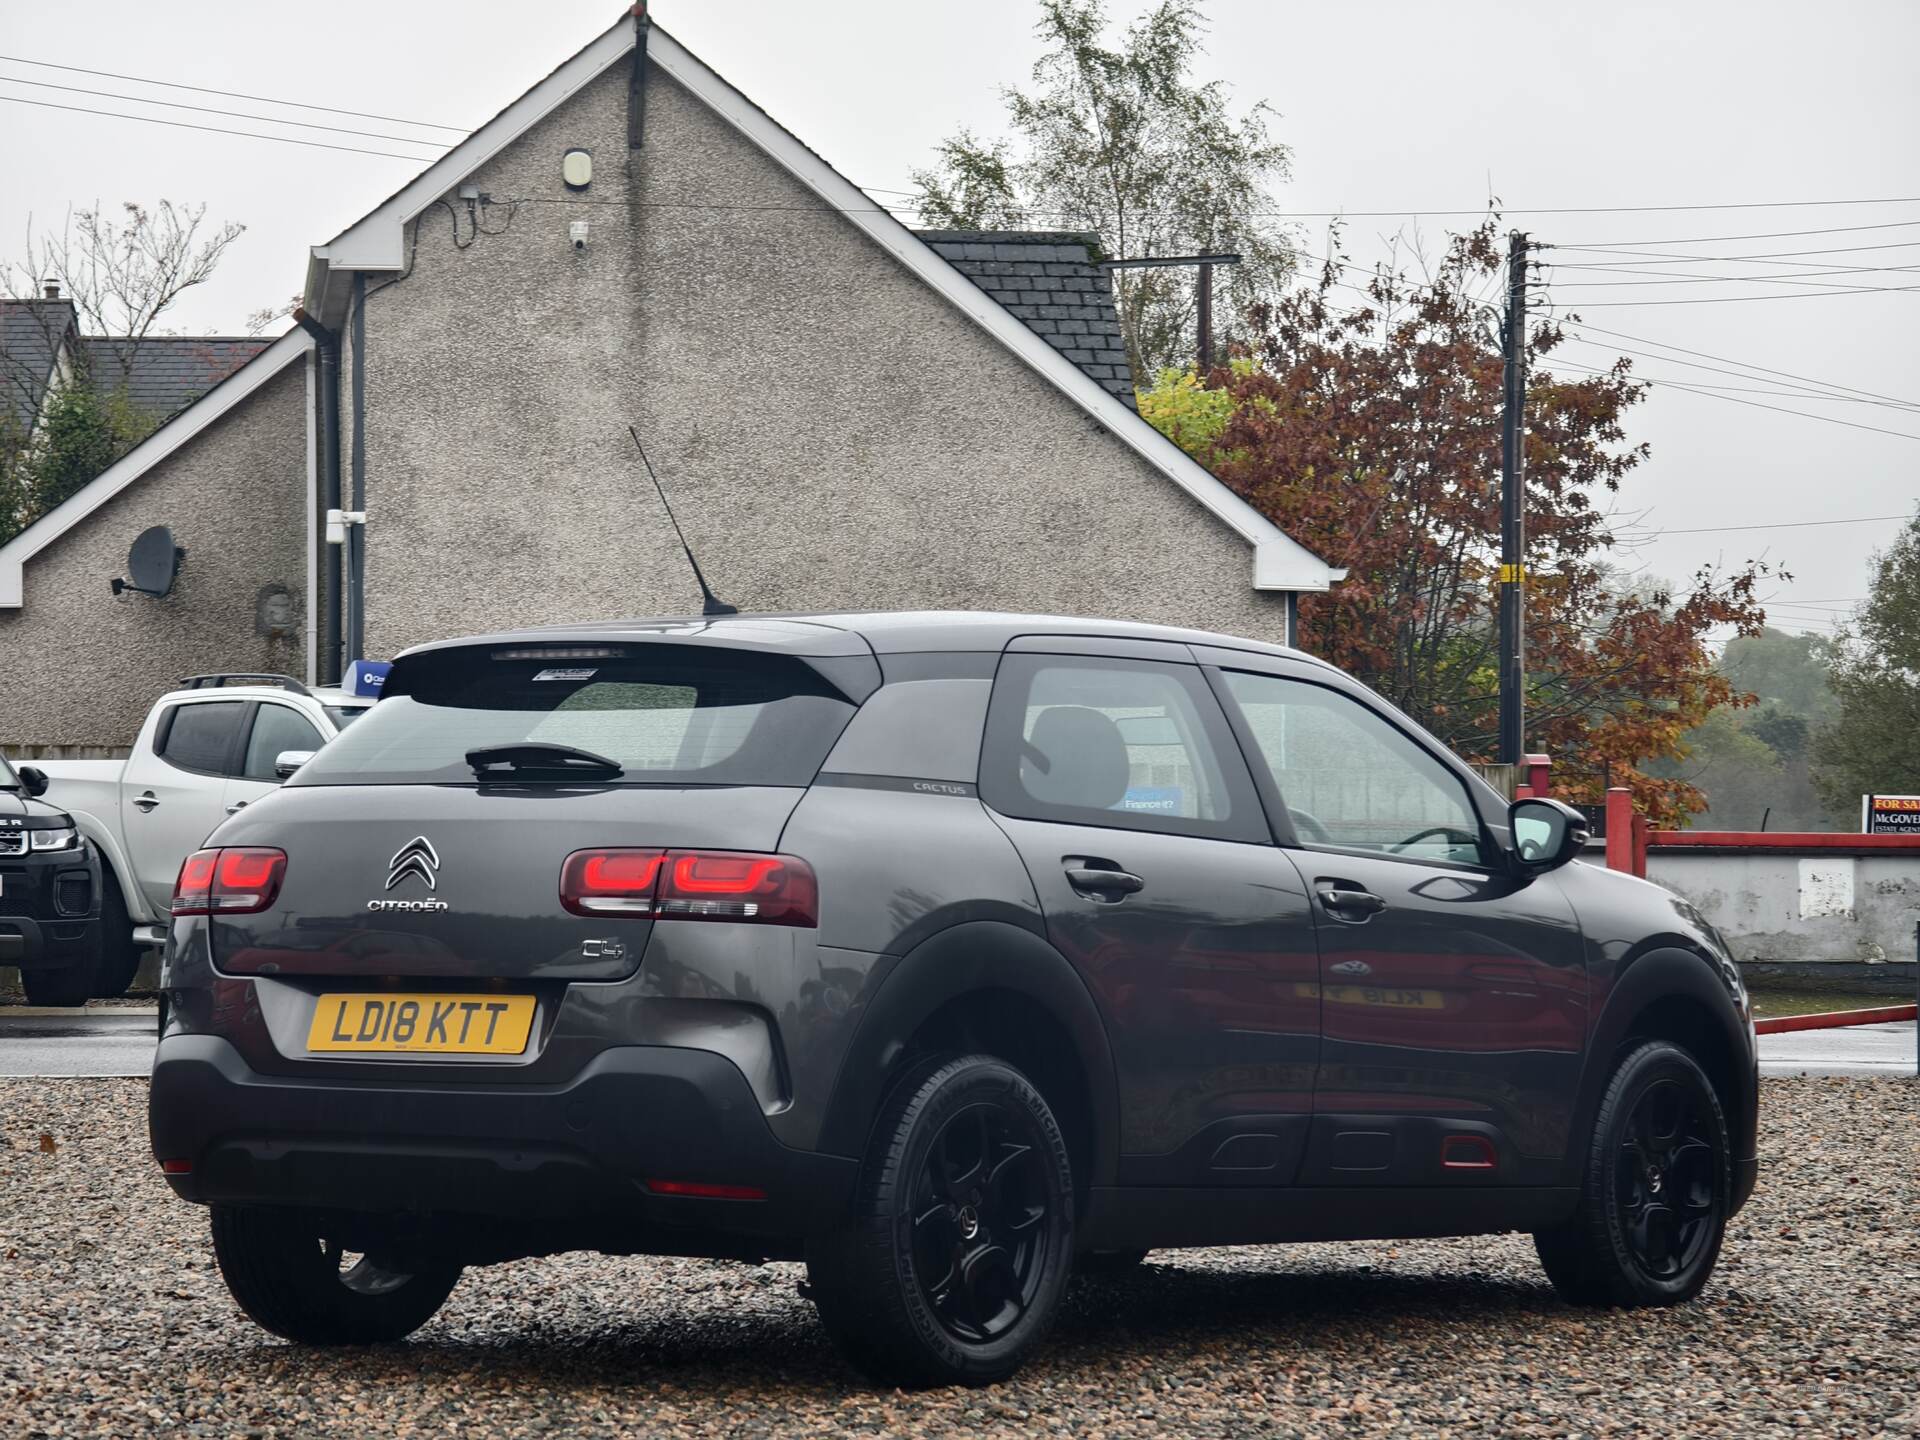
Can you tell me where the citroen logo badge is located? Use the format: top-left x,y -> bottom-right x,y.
385,836 -> 441,892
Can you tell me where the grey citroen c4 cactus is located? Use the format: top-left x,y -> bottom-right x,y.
150,612 -> 1757,1386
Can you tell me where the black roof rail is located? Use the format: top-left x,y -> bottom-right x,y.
178,673 -> 314,697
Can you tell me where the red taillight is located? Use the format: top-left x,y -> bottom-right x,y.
645,1178 -> 767,1201
560,848 -> 817,926
171,847 -> 286,916
562,848 -> 666,914
172,850 -> 220,914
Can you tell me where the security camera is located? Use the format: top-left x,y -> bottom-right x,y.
569,220 -> 589,250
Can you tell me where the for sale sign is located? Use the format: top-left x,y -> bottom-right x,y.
1862,794 -> 1920,834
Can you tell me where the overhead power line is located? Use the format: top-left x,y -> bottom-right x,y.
1549,239 -> 1920,267
0,95 -> 435,160
1545,260 -> 1920,287
1557,337 -> 1920,411
900,194 -> 1920,220
1559,320 -> 1920,410
1561,280 -> 1920,307
1642,513 -> 1909,536
1554,218 -> 1920,247
0,75 -> 449,148
0,53 -> 468,132
1552,359 -> 1920,441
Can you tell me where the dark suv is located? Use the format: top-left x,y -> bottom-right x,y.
150,612 -> 1757,1385
2,751 -> 103,1007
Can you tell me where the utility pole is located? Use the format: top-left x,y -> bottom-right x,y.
1099,252 -> 1241,374
1197,261 -> 1215,371
1497,230 -> 1530,767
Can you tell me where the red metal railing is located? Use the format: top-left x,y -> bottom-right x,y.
1601,787 -> 1920,878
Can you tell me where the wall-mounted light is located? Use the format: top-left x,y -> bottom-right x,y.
562,148 -> 593,190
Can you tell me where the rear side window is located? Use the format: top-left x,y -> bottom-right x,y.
158,701 -> 244,774
292,646 -> 860,787
980,654 -> 1266,842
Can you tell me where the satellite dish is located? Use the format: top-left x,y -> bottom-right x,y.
110,525 -> 184,598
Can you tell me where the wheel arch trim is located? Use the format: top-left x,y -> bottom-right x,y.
816,919 -> 1120,1189
1569,946 -> 1757,1192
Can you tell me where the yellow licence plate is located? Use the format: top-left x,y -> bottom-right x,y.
308,993 -> 537,1055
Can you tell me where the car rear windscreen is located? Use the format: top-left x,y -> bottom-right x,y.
290,645 -> 860,787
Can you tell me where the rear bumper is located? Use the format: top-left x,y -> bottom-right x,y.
148,1035 -> 855,1248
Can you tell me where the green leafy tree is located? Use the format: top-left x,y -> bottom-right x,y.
20,378 -> 156,526
1645,708 -> 1783,830
1655,629 -> 1848,830
912,0 -> 1294,380
1720,628 -> 1837,722
1814,513 -> 1920,813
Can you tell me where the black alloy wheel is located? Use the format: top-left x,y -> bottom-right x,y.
1615,1075 -> 1718,1280
1534,1039 -> 1732,1307
807,1054 -> 1075,1387
909,1101 -> 1051,1343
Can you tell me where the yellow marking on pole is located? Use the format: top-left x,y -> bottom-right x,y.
1497,563 -> 1526,585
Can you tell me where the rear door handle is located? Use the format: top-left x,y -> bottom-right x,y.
1064,866 -> 1145,900
1317,885 -> 1386,919
132,793 -> 159,813
224,800 -> 248,815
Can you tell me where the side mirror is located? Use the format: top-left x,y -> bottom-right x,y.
273,749 -> 316,780
15,765 -> 49,798
1508,797 -> 1589,874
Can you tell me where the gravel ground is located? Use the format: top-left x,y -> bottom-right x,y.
2,1078 -> 1915,1438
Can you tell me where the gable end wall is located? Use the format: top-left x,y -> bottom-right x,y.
0,363 -> 308,749
353,61 -> 1288,655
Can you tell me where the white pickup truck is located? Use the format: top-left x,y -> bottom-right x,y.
35,673 -> 373,996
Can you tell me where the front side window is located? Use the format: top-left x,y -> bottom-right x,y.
1222,671 -> 1485,865
981,654 -> 1263,841
242,705 -> 324,780
158,701 -> 245,775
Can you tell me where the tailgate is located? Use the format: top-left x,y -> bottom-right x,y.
212,784 -> 806,981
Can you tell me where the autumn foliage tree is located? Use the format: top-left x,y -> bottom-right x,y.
1141,222 -> 1773,825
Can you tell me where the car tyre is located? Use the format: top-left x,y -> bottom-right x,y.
807,1054 -> 1075,1387
1534,1039 -> 1732,1307
89,870 -> 141,1000
211,1206 -> 462,1344
20,966 -> 91,1008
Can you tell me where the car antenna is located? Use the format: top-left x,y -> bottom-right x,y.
627,426 -> 739,617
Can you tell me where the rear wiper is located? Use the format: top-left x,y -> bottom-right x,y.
465,743 -> 625,779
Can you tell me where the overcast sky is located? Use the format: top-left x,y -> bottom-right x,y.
2,0 -> 1913,636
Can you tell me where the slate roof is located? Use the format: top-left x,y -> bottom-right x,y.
0,299 -> 77,437
80,336 -> 273,423
915,231 -> 1137,410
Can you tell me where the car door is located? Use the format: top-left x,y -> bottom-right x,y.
223,701 -> 327,816
119,698 -> 248,913
979,641 -> 1320,1188
1208,660 -> 1588,1186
